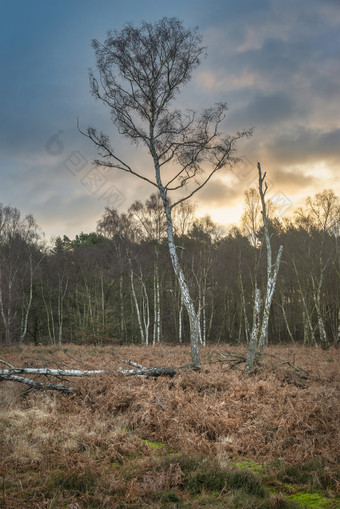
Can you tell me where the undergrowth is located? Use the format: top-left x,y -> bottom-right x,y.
0,343 -> 339,508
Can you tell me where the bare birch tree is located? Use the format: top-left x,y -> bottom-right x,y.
294,189 -> 340,349
0,206 -> 44,344
80,17 -> 251,365
245,163 -> 283,372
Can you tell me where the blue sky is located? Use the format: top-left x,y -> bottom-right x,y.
1,0 -> 339,240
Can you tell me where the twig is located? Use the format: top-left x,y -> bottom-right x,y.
121,360 -> 145,369
0,358 -> 15,369
280,361 -> 309,377
263,353 -> 309,377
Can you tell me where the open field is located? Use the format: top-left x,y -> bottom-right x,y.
0,344 -> 339,508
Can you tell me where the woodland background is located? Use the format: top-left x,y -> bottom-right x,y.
1,187 -> 339,349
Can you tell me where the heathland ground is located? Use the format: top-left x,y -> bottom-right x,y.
0,343 -> 339,508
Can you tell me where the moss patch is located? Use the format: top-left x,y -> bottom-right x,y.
287,491 -> 338,508
232,458 -> 265,474
141,439 -> 165,449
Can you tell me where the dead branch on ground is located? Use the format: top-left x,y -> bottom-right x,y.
118,359 -> 200,377
0,358 -> 105,393
0,357 -> 198,393
206,350 -> 310,379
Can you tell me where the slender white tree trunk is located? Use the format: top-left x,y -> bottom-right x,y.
293,258 -> 316,346
178,293 -> 183,343
202,291 -> 207,346
163,203 -> 201,364
119,275 -> 126,341
0,265 -> 10,345
312,274 -> 329,349
245,163 -> 283,371
141,277 -> 150,346
153,260 -> 161,344
57,275 -> 68,345
130,269 -> 145,344
239,273 -> 250,343
20,263 -> 33,343
100,272 -> 105,330
245,288 -> 261,372
150,144 -> 201,365
258,245 -> 283,354
279,295 -> 295,343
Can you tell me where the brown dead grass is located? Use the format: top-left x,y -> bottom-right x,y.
0,343 -> 339,507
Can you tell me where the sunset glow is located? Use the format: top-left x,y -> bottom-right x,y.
1,0 -> 339,239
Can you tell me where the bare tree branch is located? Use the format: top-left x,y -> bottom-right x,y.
1,374 -> 73,393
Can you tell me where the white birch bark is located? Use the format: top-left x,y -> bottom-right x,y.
0,264 -> 9,344
245,288 -> 261,372
292,258 -> 316,346
119,274 -> 126,340
178,293 -> 183,343
100,271 -> 105,329
0,367 -> 104,376
239,273 -> 250,343
149,139 -> 201,365
245,163 -> 283,370
153,260 -> 161,344
141,277 -> 150,346
257,245 -> 283,354
57,275 -> 68,345
279,295 -> 295,343
311,274 -> 329,349
130,269 -> 145,344
202,292 -> 207,346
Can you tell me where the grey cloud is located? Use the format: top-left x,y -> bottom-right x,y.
1,0 -> 339,239
268,127 -> 340,166
230,91 -> 297,129
195,176 -> 243,208
269,167 -> 317,192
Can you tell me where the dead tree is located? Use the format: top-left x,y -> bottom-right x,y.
245,163 -> 283,372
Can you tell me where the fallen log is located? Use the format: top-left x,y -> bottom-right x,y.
0,357 -> 197,393
1,374 -> 73,393
0,358 -> 104,393
118,365 -> 176,377
119,360 -> 176,377
118,359 -> 199,377
0,368 -> 104,377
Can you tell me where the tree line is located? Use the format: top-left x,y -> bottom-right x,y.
1,188 -> 339,348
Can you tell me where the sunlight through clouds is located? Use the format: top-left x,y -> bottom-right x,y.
0,0 -> 339,239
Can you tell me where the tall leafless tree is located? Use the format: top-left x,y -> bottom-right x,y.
245,163 -> 283,372
80,17 -> 251,365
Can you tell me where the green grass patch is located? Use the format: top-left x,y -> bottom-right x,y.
160,453 -> 265,497
232,458 -> 265,474
286,491 -> 337,508
141,438 -> 165,449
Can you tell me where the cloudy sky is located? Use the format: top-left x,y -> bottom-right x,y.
1,0 -> 339,241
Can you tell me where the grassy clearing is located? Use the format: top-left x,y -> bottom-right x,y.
0,343 -> 339,507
